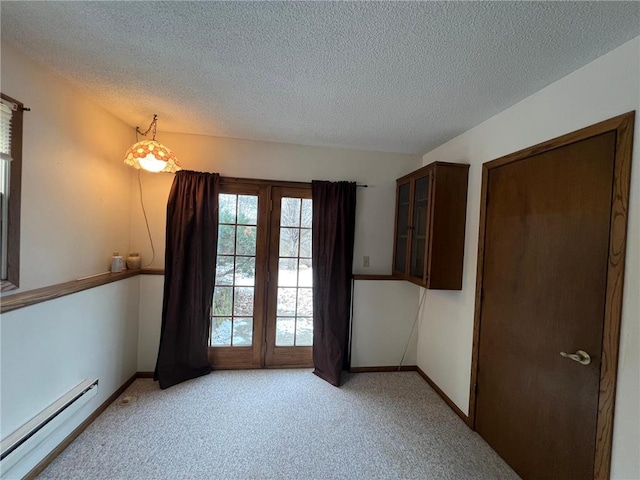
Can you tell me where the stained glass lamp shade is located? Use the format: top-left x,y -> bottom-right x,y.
124,139 -> 180,173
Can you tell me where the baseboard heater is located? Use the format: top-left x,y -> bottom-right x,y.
0,379 -> 98,474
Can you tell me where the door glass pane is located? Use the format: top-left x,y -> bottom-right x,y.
297,288 -> 313,316
218,225 -> 236,255
237,195 -> 258,225
219,194 -> 237,224
211,193 -> 259,347
236,226 -> 256,255
212,318 -> 232,346
299,229 -> 312,258
301,199 -> 312,228
216,256 -> 234,285
234,287 -> 254,316
277,287 -> 297,316
296,318 -> 313,346
279,228 -> 299,257
276,317 -> 295,346
281,197 -> 301,227
213,287 -> 233,316
235,257 -> 255,286
298,259 -> 312,287
278,258 -> 298,287
232,318 -> 253,346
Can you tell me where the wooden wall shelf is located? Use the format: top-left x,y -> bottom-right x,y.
352,274 -> 403,281
1,268 -> 165,314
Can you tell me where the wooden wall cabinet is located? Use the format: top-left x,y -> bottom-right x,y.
392,161 -> 469,290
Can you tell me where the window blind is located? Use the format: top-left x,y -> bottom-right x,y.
0,101 -> 13,162
0,99 -> 14,280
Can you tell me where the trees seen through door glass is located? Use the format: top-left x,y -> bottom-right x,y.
276,197 -> 313,346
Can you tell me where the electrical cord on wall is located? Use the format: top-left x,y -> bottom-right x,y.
397,287 -> 427,372
138,169 -> 155,268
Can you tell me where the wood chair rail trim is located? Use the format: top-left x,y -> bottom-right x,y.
0,268 -> 165,314
352,274 -> 403,281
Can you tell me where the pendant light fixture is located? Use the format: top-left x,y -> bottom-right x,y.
124,114 -> 181,173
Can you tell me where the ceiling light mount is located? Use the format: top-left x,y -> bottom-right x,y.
124,114 -> 180,173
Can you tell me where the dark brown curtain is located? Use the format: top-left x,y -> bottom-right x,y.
311,181 -> 357,386
154,171 -> 219,389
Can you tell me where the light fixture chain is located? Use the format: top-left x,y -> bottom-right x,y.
135,114 -> 158,138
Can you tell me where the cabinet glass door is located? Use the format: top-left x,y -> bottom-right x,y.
410,175 -> 430,279
394,182 -> 411,274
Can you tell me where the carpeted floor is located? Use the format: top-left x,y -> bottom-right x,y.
37,370 -> 519,479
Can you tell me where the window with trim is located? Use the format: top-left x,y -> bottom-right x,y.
1,93 -> 23,291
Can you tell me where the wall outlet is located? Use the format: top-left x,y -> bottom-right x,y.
362,256 -> 370,268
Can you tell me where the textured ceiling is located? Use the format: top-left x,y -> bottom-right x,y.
1,1 -> 639,154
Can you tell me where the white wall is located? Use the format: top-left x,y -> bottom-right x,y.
131,134 -> 420,373
0,45 -> 142,478
137,275 -> 164,372
138,276 -> 421,372
129,132 -> 420,273
1,43 -> 134,293
351,280 -> 420,368
416,37 -> 640,479
0,278 -> 140,479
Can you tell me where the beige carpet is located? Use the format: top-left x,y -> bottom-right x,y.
37,370 -> 518,479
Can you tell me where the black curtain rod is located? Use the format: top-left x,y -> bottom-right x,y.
357,184 -> 368,188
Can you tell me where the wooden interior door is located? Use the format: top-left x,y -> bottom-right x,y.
265,187 -> 313,367
475,132 -> 617,479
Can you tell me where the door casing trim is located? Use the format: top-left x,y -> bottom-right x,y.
468,111 -> 635,480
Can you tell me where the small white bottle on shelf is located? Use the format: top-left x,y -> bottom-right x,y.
111,252 -> 124,273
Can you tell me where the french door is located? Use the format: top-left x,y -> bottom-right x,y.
265,187 -> 313,366
209,181 -> 313,369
